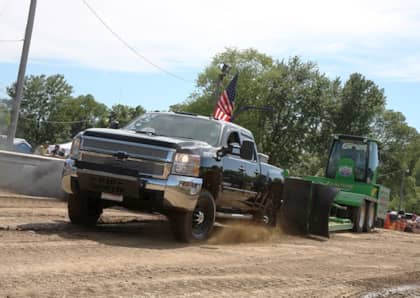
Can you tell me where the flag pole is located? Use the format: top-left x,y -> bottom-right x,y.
214,63 -> 230,108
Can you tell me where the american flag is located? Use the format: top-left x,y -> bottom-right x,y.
213,74 -> 238,121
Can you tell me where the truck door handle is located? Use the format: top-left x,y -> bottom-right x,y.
238,166 -> 245,172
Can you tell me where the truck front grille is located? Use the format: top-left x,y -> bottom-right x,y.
81,136 -> 174,162
78,135 -> 175,179
78,151 -> 171,179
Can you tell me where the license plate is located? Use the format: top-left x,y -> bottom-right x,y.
101,192 -> 123,202
90,176 -> 124,194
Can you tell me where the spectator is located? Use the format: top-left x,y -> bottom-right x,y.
50,145 -> 60,156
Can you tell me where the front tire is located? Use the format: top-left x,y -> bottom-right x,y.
352,200 -> 366,233
68,191 -> 102,226
364,202 -> 376,232
170,191 -> 216,242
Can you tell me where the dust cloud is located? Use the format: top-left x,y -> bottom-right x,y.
208,221 -> 284,244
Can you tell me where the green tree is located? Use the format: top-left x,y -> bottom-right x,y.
254,57 -> 338,169
334,73 -> 386,136
7,74 -> 73,145
0,101 -> 10,135
6,74 -> 117,145
55,94 -> 109,139
374,110 -> 419,212
109,104 -> 146,127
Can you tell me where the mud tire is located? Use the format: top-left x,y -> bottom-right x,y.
364,202 -> 376,232
259,191 -> 278,227
170,191 -> 215,242
352,200 -> 366,233
68,191 -> 102,226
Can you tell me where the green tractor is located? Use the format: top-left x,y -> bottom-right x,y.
281,134 -> 390,237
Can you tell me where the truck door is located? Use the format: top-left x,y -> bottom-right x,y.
219,131 -> 259,210
239,139 -> 260,193
221,130 -> 244,192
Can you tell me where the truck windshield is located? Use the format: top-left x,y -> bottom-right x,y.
125,113 -> 221,146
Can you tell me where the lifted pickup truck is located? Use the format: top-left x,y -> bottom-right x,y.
62,112 -> 285,242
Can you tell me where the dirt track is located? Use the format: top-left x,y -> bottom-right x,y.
0,193 -> 419,297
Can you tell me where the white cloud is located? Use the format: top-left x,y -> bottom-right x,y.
1,0 -> 420,79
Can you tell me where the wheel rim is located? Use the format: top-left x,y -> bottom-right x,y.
193,210 -> 205,226
359,204 -> 366,229
192,196 -> 213,238
262,215 -> 270,224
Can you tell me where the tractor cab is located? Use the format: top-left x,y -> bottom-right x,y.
325,135 -> 379,185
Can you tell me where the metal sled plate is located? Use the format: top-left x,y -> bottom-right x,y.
280,178 -> 337,238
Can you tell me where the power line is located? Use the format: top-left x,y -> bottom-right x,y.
81,0 -> 188,82
19,117 -> 90,124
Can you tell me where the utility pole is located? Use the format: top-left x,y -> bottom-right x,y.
7,0 -> 37,149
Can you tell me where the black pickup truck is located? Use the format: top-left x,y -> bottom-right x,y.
62,112 -> 285,242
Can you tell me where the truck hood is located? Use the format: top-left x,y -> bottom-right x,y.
82,128 -> 213,152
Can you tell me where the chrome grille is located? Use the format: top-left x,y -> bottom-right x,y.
81,136 -> 174,162
79,151 -> 171,179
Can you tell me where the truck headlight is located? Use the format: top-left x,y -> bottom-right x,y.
70,136 -> 81,159
172,153 -> 200,177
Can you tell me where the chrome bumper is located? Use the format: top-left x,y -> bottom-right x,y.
61,160 -> 202,211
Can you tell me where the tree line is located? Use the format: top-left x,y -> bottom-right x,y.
0,74 -> 145,146
0,48 -> 418,213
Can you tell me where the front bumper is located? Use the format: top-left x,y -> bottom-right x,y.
62,159 -> 202,212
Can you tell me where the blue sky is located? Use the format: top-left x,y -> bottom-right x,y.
0,0 -> 419,131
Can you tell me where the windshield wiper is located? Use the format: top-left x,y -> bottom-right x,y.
134,130 -> 196,140
134,126 -> 157,135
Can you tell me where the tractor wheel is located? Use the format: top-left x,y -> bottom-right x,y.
364,202 -> 376,232
68,191 -> 102,226
352,200 -> 366,233
170,191 -> 215,242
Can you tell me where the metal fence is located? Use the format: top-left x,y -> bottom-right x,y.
0,150 -> 66,198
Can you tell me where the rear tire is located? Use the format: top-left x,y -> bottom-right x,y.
262,191 -> 278,227
169,191 -> 215,242
68,191 -> 102,226
352,200 -> 366,233
364,202 -> 376,232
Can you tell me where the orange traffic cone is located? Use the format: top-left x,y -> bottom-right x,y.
384,214 -> 391,229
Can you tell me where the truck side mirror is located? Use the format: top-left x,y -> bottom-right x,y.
216,148 -> 226,159
216,143 -> 240,160
258,153 -> 269,163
